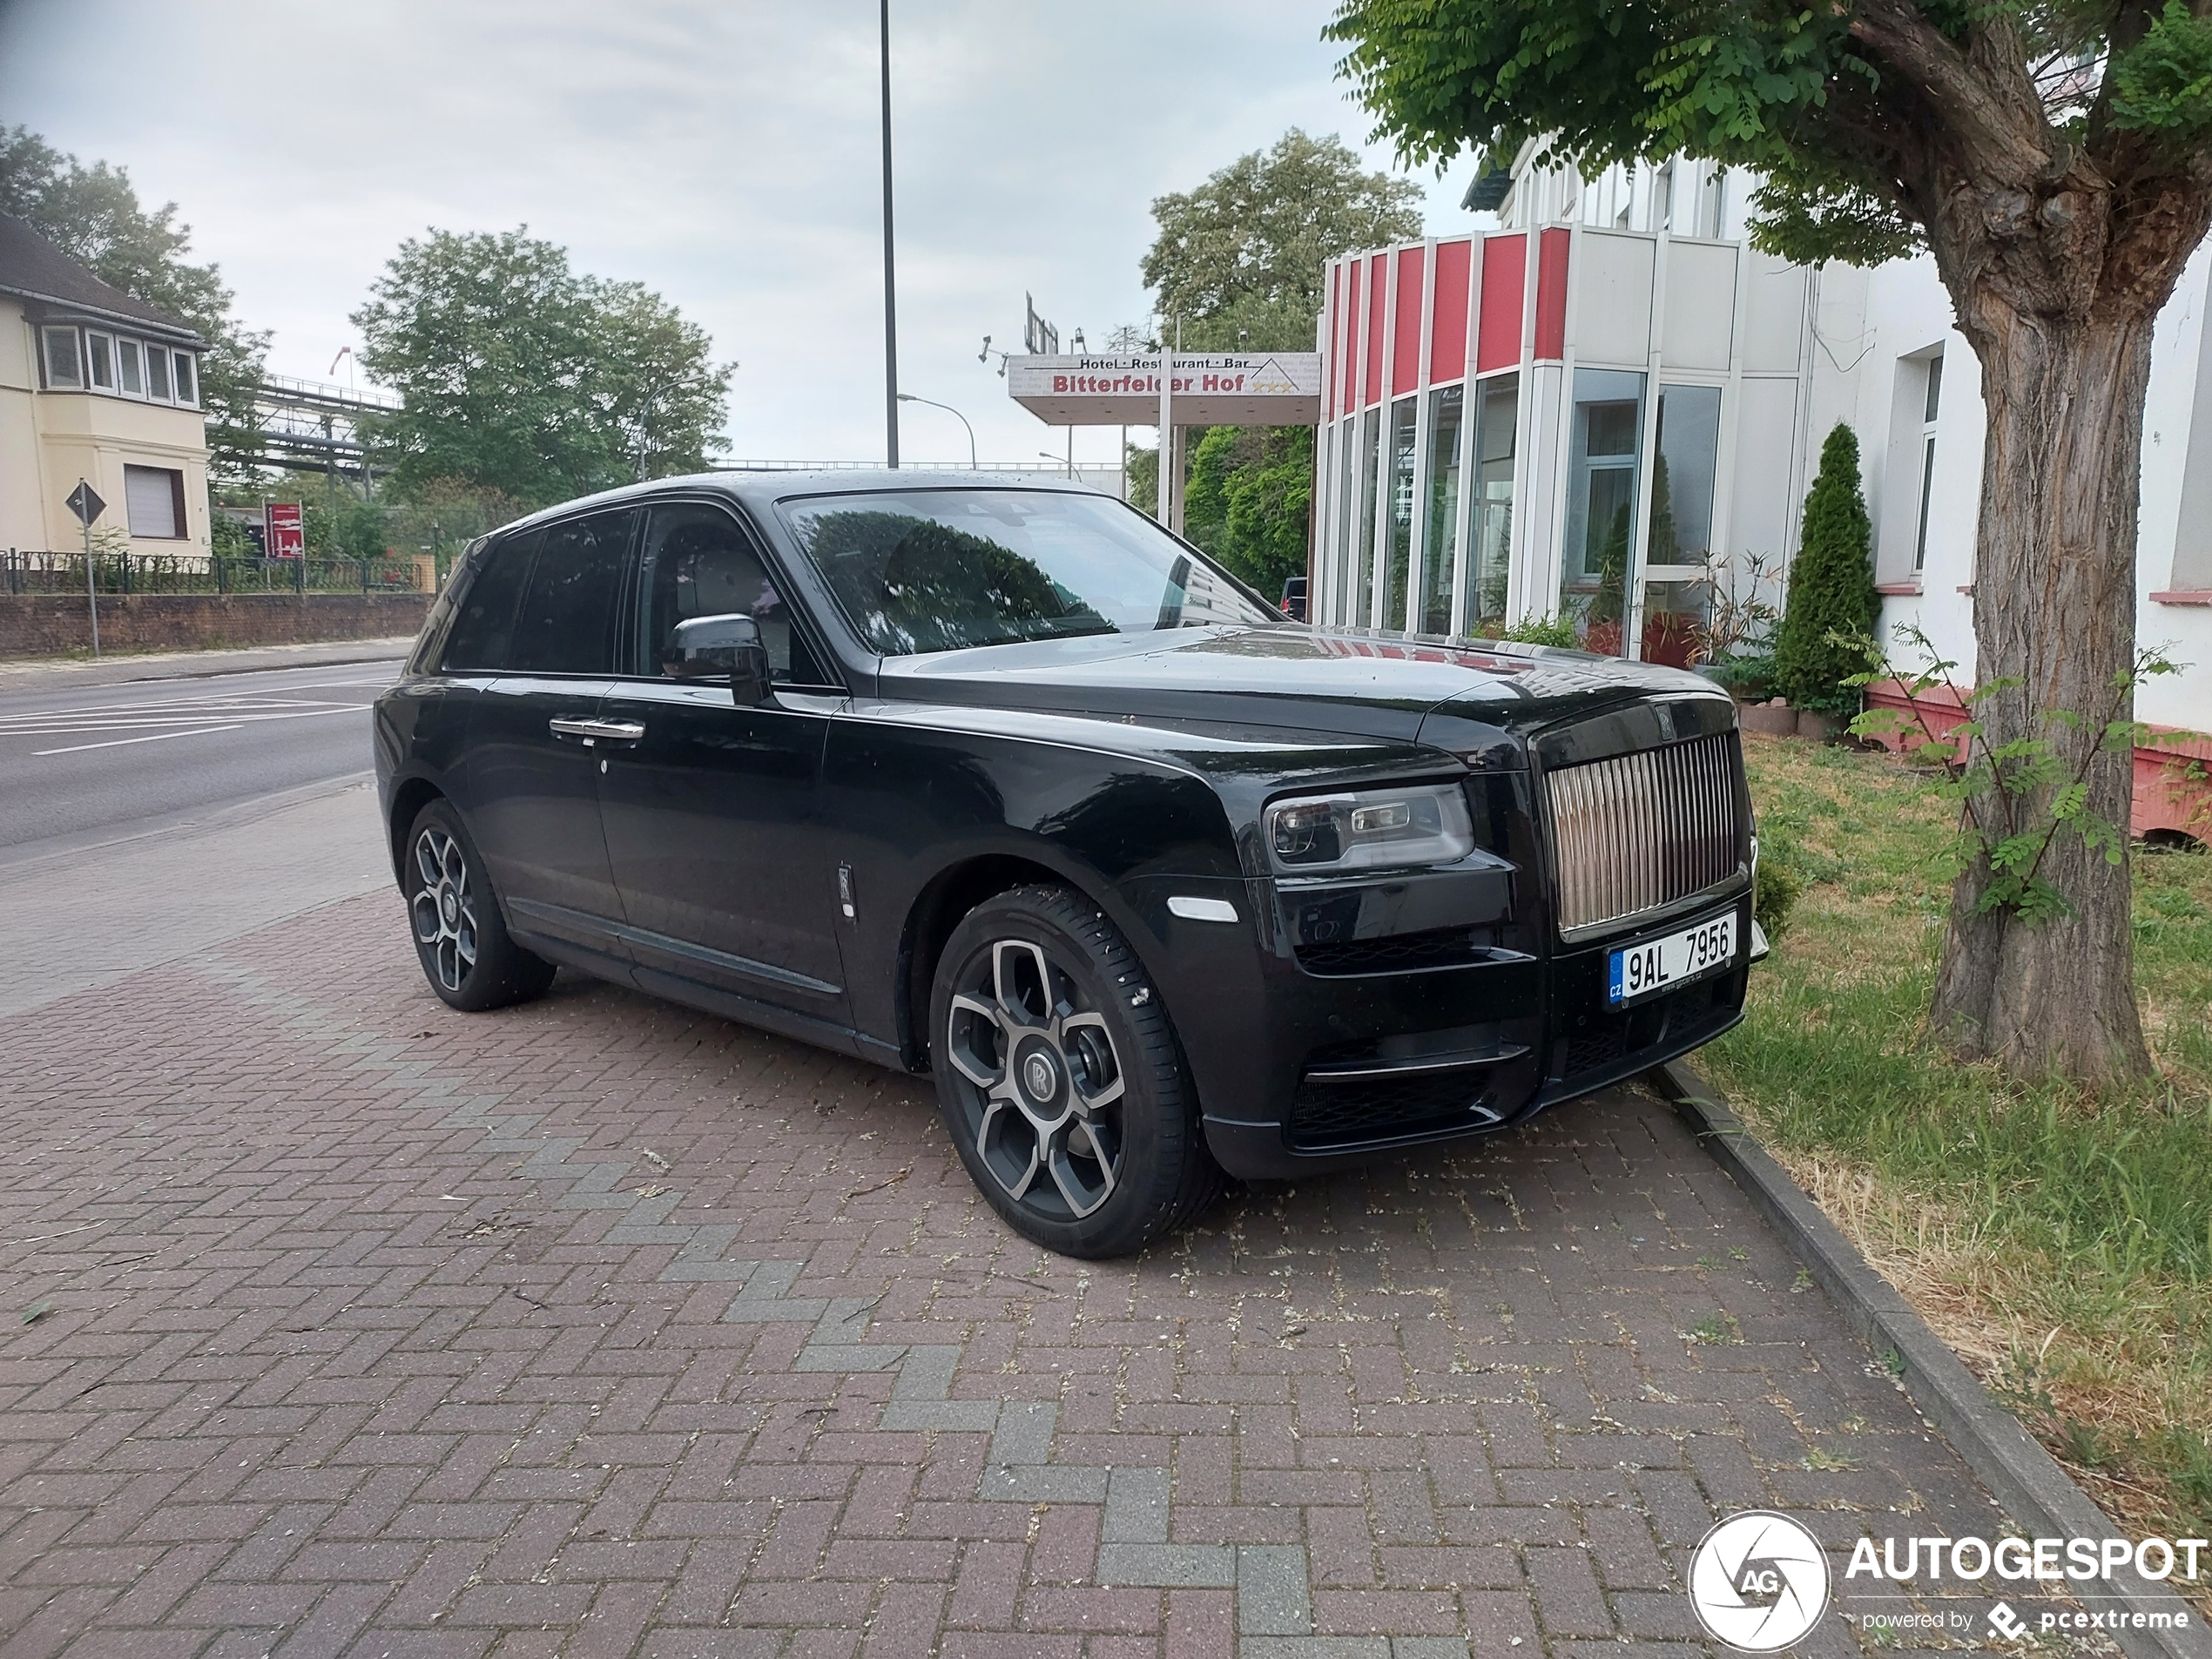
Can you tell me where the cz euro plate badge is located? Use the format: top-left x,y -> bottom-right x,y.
1608,912 -> 1737,1006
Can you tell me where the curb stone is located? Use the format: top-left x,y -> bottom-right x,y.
1652,1059 -> 2212,1659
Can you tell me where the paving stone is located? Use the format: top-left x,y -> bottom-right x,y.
0,893 -> 2023,1659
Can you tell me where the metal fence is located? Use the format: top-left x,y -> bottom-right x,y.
3,549 -> 428,596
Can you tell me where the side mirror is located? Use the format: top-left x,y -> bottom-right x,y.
668,612 -> 772,705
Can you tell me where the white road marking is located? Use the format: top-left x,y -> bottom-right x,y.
36,725 -> 248,756
21,702 -> 372,755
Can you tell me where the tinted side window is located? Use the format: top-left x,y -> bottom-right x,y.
441,532 -> 536,671
640,503 -> 830,685
508,511 -> 635,675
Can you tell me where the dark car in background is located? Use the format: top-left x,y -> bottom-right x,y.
374,472 -> 1757,1258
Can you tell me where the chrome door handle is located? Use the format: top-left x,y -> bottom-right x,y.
548,717 -> 645,744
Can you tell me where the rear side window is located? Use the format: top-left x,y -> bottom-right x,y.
441,532 -> 536,671
508,510 -> 636,674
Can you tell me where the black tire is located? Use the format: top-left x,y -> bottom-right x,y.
401,799 -> 557,1012
929,884 -> 1224,1258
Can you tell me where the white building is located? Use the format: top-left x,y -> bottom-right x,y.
1308,149 -> 2210,838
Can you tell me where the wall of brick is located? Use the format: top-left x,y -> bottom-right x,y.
0,591 -> 431,658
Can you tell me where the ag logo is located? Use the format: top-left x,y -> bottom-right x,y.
1688,1511 -> 1831,1651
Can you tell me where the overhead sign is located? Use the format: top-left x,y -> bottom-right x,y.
1009,353 -> 1322,426
65,481 -> 105,526
1023,293 -> 1059,356
266,502 -> 306,559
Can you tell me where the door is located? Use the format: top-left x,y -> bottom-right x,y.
464,510 -> 637,971
597,501 -> 850,1022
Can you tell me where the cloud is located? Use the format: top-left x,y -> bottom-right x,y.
0,0 -> 1477,466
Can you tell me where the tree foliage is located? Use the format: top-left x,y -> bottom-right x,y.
1775,423 -> 1879,716
352,228 -> 732,508
1184,426 -> 1314,597
0,126 -> 270,479
1143,130 -> 1422,351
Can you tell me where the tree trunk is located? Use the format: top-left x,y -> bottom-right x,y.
1927,294 -> 2153,1085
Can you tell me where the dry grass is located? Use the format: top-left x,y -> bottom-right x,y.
1705,732 -> 2212,1589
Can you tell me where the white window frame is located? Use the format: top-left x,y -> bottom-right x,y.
172,350 -> 197,407
117,336 -> 145,397
1914,352 -> 1943,572
145,340 -> 172,401
85,330 -> 116,390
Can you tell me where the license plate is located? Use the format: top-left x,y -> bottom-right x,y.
1608,912 -> 1737,1006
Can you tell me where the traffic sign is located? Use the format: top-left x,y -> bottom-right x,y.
65,481 -> 105,526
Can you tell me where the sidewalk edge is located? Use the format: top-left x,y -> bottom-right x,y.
1650,1058 -> 2212,1659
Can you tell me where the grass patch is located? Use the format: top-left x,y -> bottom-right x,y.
1704,732 -> 2212,1555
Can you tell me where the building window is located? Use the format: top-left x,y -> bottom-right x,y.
172,351 -> 197,406
1355,410 -> 1380,627
1914,353 -> 1943,571
1652,164 -> 1675,233
1466,375 -> 1517,632
118,338 -> 145,395
42,326 -> 82,388
124,465 -> 186,540
86,331 -> 116,389
1562,368 -> 1647,656
1384,395 -> 1419,631
147,345 -> 172,400
1420,384 -> 1463,634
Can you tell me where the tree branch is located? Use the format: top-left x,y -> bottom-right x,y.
1848,0 -> 2054,184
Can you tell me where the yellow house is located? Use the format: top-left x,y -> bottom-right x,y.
0,213 -> 210,560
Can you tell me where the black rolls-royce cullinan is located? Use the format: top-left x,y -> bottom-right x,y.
374,472 -> 1759,1258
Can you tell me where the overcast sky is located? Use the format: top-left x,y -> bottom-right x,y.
0,0 -> 1481,468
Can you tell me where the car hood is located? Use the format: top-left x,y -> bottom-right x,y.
874,624 -> 1729,763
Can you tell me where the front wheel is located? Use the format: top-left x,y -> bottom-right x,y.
929,885 -> 1222,1258
402,799 -> 556,1012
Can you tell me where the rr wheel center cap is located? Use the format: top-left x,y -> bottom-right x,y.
441,889 -> 459,926
1019,1047 -> 1062,1106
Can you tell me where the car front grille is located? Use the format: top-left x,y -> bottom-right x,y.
1542,731 -> 1742,935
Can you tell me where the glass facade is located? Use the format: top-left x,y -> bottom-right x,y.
1383,397 -> 1418,632
1419,385 -> 1463,634
1467,375 -> 1517,634
1354,410 -> 1379,626
1561,368 -> 1646,657
1644,383 -> 1723,664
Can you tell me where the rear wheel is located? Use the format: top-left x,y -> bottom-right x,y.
930,885 -> 1222,1258
402,799 -> 556,1012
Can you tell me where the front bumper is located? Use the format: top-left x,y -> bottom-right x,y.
1120,868 -> 1752,1184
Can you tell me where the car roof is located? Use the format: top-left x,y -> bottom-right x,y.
496,469 -> 1108,536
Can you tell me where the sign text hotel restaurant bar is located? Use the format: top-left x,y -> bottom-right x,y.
1008,353 -> 1322,427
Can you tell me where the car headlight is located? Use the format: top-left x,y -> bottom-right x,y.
1263,783 -> 1476,874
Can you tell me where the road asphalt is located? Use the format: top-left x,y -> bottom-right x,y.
0,648 -> 404,860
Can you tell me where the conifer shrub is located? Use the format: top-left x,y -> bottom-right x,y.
1775,422 -> 1878,717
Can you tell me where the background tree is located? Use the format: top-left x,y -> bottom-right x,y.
1326,0 -> 2212,1086
1140,132 -> 1420,585
0,126 -> 270,480
1775,424 -> 1879,717
1144,129 -> 1422,352
352,227 -> 732,507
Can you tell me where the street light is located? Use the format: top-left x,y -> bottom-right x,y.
899,394 -> 977,469
880,0 -> 900,468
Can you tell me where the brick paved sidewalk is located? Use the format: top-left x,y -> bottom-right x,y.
2,894 -> 2021,1658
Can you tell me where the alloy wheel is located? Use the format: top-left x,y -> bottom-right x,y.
943,938 -> 1126,1221
410,825 -> 477,994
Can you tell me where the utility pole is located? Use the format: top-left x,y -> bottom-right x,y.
880,0 -> 900,469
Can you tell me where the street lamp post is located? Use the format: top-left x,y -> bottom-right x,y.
880,0 -> 900,469
898,394 -> 976,468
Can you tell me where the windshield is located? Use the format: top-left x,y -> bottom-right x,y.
779,489 -> 1278,656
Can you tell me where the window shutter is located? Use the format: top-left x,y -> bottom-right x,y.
124,466 -> 181,538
